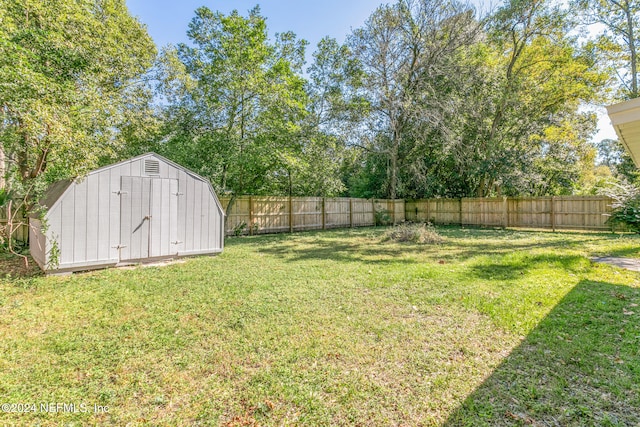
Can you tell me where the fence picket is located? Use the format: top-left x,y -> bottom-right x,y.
1,196 -> 619,243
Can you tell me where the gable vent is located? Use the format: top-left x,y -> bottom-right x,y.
144,159 -> 160,175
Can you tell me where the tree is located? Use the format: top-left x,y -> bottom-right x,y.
0,0 -> 156,252
409,0 -> 606,198
304,37 -> 369,196
347,0 -> 480,199
596,138 -> 640,183
159,6 -> 345,207
342,0 -> 604,199
573,0 -> 640,99
452,0 -> 605,196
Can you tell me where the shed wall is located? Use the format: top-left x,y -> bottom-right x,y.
39,154 -> 224,272
29,218 -> 46,269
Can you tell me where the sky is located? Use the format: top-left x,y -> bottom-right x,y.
125,0 -> 385,52
124,0 -> 617,142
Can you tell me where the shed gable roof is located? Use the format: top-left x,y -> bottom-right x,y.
38,179 -> 73,213
34,152 -> 224,218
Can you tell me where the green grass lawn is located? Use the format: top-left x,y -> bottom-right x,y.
1,227 -> 639,426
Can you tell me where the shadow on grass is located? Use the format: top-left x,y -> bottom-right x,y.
256,239 -> 420,265
468,254 -> 587,281
444,280 -> 640,427
229,226 -> 633,267
0,253 -> 41,280
603,245 -> 640,259
230,229 -> 422,265
436,239 -> 604,262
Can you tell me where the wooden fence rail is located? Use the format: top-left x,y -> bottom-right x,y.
219,196 -> 404,236
0,196 -> 619,244
405,196 -> 616,231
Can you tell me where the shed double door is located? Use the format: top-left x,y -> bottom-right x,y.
119,177 -> 179,261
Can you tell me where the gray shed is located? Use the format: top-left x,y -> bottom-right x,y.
30,153 -> 225,273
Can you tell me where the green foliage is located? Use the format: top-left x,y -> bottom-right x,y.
0,0 -> 157,184
156,7 -> 344,198
595,138 -> 640,185
572,0 -> 640,99
0,188 -> 8,207
231,220 -> 257,237
374,209 -> 392,226
332,0 -> 607,199
0,0 -> 157,251
346,0 -> 480,199
604,183 -> 640,232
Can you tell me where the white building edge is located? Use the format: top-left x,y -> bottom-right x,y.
607,97 -> 640,167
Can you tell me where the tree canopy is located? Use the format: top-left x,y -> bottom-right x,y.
0,0 -> 156,251
0,0 -> 156,190
1,0 -> 636,249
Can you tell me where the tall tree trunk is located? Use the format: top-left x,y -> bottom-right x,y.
223,193 -> 237,236
390,132 -> 398,200
0,143 -> 5,190
626,1 -> 638,97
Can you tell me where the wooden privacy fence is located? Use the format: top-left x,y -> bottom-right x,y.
0,195 -> 621,243
405,196 -> 616,231
219,196 -> 404,236
0,207 -> 29,243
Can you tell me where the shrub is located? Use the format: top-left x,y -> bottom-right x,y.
231,220 -> 258,236
604,183 -> 640,232
375,209 -> 392,226
383,222 -> 444,244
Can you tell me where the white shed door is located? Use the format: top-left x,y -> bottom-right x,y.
119,177 -> 179,261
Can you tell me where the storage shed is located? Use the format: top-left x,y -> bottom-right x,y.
30,153 -> 225,273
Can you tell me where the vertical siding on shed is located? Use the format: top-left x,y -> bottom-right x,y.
98,171 -> 111,261
73,180 -> 88,263
109,168 -> 121,260
29,218 -> 46,268
158,179 -> 170,255
149,178 -> 162,256
193,181 -> 203,250
185,175 -> 195,252
200,183 -> 209,250
177,169 -> 188,253
148,178 -> 179,257
86,175 -> 99,262
59,188 -> 75,265
207,193 -> 216,249
139,178 -> 152,259
38,154 -> 223,272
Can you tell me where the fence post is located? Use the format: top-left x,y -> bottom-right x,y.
391,200 -> 396,225
426,199 -> 430,224
322,197 -> 326,230
249,196 -> 254,235
372,199 -> 376,226
502,196 -> 508,229
289,196 -> 293,233
349,198 -> 353,227
459,198 -> 463,226
551,196 -> 556,232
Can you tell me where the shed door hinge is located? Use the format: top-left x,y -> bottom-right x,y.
171,241 -> 183,245
112,245 -> 127,249
113,191 -> 128,196
173,192 -> 184,196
